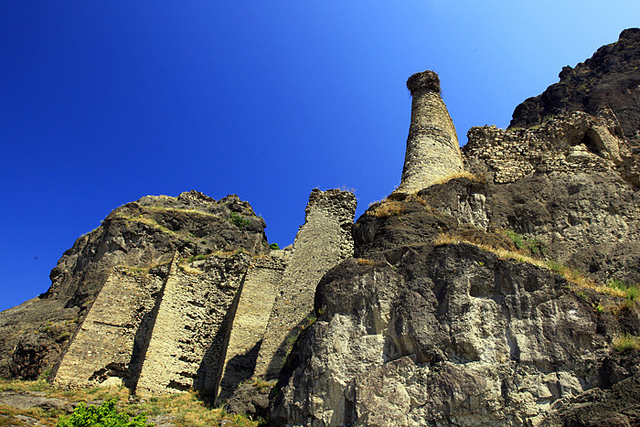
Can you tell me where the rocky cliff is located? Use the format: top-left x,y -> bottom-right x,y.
2,28 -> 640,427
510,28 -> 640,148
272,30 -> 640,426
0,191 -> 269,381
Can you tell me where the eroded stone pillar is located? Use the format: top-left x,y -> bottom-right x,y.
395,70 -> 464,194
253,189 -> 356,380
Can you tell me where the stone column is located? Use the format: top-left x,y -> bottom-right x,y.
395,70 -> 464,194
253,189 -> 356,380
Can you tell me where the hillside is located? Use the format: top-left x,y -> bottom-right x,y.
2,29 -> 640,427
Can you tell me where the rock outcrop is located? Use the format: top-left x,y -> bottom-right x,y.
272,31 -> 640,426
0,191 -> 269,381
510,28 -> 640,147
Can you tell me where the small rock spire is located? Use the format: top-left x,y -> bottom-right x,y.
395,70 -> 464,194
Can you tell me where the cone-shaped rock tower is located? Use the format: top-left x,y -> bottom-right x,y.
395,70 -> 464,194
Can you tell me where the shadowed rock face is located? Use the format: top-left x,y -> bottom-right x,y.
0,191 -> 268,381
510,28 -> 640,147
272,244 -> 631,426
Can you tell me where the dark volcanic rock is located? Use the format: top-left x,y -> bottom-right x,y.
510,28 -> 640,146
354,178 -> 502,259
0,191 -> 269,380
272,243 -> 635,426
273,31 -> 640,426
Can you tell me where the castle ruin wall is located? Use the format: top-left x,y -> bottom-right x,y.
135,253 -> 251,396
253,189 -> 356,379
53,264 -> 168,388
215,255 -> 287,402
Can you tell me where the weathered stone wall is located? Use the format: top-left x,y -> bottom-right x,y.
54,263 -> 169,388
215,255 -> 288,402
464,111 -> 629,184
135,253 -> 251,396
254,189 -> 357,379
395,70 -> 464,194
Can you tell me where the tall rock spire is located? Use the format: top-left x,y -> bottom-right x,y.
395,70 -> 464,194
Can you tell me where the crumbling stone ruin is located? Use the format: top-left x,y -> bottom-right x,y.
53,263 -> 169,389
253,189 -> 356,381
3,27 -> 640,427
31,188 -> 357,403
395,70 -> 464,194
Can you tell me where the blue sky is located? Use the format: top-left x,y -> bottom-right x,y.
1,1 -> 639,312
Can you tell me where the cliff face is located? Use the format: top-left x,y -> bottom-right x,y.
272,178 -> 640,426
272,31 -> 640,426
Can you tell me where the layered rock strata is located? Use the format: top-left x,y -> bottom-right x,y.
395,70 -> 464,194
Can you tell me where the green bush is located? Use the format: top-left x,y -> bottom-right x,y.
613,333 -> 640,353
504,230 -> 545,255
504,230 -> 525,249
608,279 -> 639,302
269,243 -> 280,250
230,212 -> 250,230
57,399 -> 153,427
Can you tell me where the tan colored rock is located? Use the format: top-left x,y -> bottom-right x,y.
135,252 -> 251,396
395,70 -> 464,194
254,189 -> 356,379
54,264 -> 168,388
215,255 -> 287,402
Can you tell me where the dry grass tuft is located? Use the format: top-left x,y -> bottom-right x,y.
367,193 -> 429,218
369,199 -> 405,218
612,333 -> 640,353
356,258 -> 376,266
429,171 -> 485,186
434,233 -> 545,269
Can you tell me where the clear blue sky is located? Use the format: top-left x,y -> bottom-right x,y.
1,1 -> 639,312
